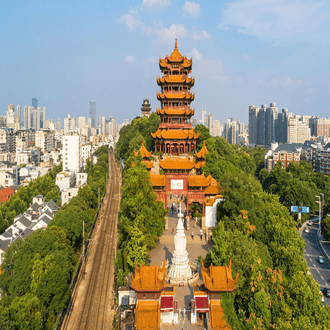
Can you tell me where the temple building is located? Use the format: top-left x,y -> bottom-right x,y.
192,259 -> 239,328
141,99 -> 152,117
152,40 -> 199,155
131,260 -> 176,329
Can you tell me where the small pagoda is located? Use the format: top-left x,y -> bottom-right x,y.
141,99 -> 152,117
151,39 -> 199,155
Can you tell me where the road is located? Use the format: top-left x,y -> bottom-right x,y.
301,219 -> 330,306
61,150 -> 121,330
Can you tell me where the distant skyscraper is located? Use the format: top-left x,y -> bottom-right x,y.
248,105 -> 259,145
265,103 -> 278,145
58,118 -> 61,131
201,108 -> 207,125
42,107 -> 46,128
213,120 -> 221,137
89,101 -> 96,128
32,98 -> 38,109
206,113 -> 213,136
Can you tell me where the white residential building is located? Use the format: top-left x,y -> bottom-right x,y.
55,171 -> 75,191
62,131 -> 81,173
61,187 -> 79,206
82,145 -> 91,165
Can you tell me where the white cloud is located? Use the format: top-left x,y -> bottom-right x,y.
237,77 -> 244,85
148,56 -> 156,63
142,0 -> 171,9
119,9 -> 152,35
155,24 -> 187,45
219,0 -> 330,41
125,55 -> 135,64
256,79 -> 265,85
269,77 -> 304,86
189,48 -> 231,85
183,1 -> 201,17
193,30 -> 211,41
241,54 -> 249,61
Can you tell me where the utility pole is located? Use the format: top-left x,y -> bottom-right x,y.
98,187 -> 100,211
82,221 -> 85,260
316,195 -> 321,232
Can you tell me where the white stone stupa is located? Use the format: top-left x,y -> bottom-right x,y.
168,205 -> 192,281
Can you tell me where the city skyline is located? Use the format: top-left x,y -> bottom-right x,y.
1,1 -> 330,124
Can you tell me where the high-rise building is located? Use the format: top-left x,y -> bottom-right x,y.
248,105 -> 259,145
89,101 -> 96,128
62,131 -> 81,173
201,108 -> 207,125
206,113 -> 213,136
58,118 -> 61,132
32,98 -> 38,109
256,104 -> 266,145
213,120 -> 221,137
64,114 -> 76,134
6,105 -> 15,129
100,115 -> 106,135
42,106 -> 46,128
77,116 -> 86,129
224,118 -> 238,145
265,103 -> 278,145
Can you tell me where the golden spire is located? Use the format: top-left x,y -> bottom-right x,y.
175,39 -> 178,50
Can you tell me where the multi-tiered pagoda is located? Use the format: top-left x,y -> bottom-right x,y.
151,40 -> 199,155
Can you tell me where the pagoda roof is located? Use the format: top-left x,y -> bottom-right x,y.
131,259 -> 166,292
159,40 -> 192,68
188,173 -> 216,187
201,258 -> 239,292
157,108 -> 194,116
204,184 -> 222,195
156,92 -> 195,101
151,128 -> 200,140
134,140 -> 152,158
159,156 -> 196,170
135,300 -> 160,330
195,161 -> 205,169
204,195 -> 224,207
149,174 -> 166,186
209,300 -> 231,330
142,160 -> 153,169
157,75 -> 195,85
196,141 -> 209,159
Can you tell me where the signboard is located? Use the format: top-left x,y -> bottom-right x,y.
291,206 -> 298,212
191,312 -> 196,324
171,180 -> 183,190
291,206 -> 309,213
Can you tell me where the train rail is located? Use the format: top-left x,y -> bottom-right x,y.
61,150 -> 121,330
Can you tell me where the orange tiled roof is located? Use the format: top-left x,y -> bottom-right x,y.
149,174 -> 166,186
195,161 -> 205,169
151,129 -> 200,140
134,140 -> 152,158
131,259 -> 166,292
188,173 -> 216,187
135,300 -> 160,330
209,300 -> 231,330
204,195 -> 224,206
142,160 -> 153,169
196,141 -> 209,159
204,184 -> 222,195
0,187 -> 15,204
156,92 -> 195,101
159,40 -> 192,68
159,156 -> 196,170
156,108 -> 194,116
201,258 -> 239,292
157,76 -> 195,85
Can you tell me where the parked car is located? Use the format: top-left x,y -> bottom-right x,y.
305,227 -> 310,233
320,291 -> 325,302
318,256 -> 324,264
307,220 -> 313,226
323,287 -> 330,298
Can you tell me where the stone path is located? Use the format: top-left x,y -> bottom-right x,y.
148,208 -> 212,329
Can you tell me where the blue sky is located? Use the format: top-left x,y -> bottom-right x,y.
1,0 -> 330,125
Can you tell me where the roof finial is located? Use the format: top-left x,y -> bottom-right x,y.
175,39 -> 178,50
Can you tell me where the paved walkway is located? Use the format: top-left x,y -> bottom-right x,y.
148,207 -> 212,329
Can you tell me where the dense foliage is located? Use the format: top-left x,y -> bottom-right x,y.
0,146 -> 109,329
115,113 -> 161,161
115,154 -> 167,286
201,138 -> 330,329
0,165 -> 62,234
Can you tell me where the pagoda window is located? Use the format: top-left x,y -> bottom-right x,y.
173,87 -> 179,91
172,70 -> 179,75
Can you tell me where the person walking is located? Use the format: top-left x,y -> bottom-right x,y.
200,229 -> 203,241
172,227 -> 174,235
192,230 -> 194,240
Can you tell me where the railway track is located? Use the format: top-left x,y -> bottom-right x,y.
61,150 -> 121,330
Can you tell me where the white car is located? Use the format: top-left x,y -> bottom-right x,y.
307,220 -> 313,226
305,227 -> 310,233
320,291 -> 325,302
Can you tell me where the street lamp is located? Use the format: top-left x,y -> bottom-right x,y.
316,195 -> 321,232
